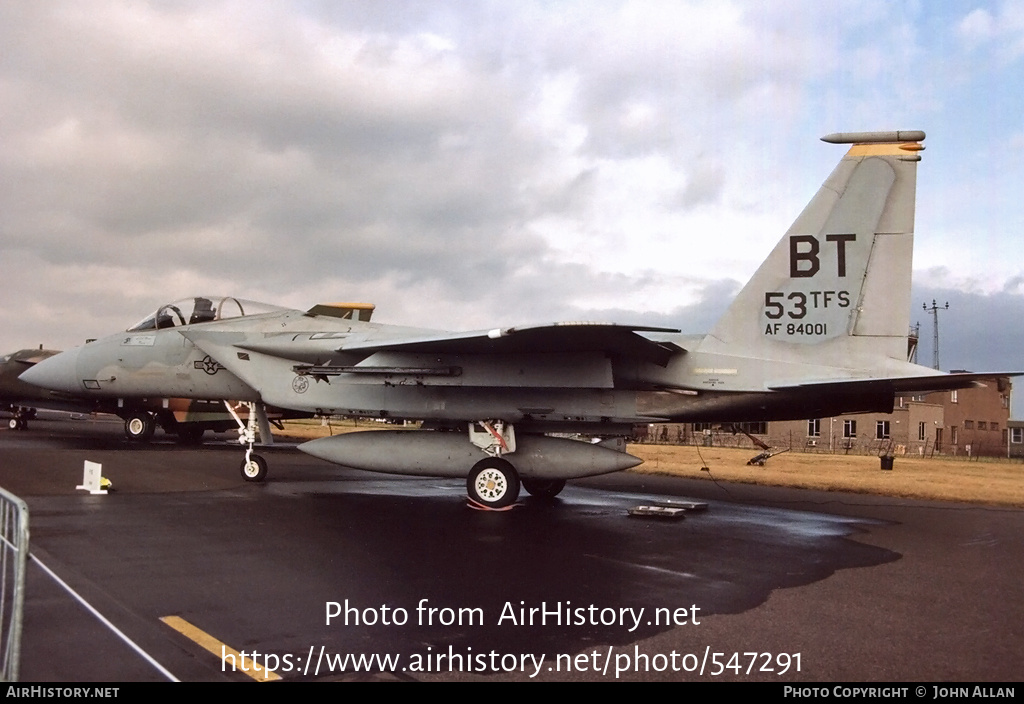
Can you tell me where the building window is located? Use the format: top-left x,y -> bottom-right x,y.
843,420 -> 857,438
692,423 -> 712,432
918,422 -> 926,441
736,421 -> 767,435
1012,427 -> 1023,444
876,421 -> 890,440
951,390 -> 958,403
992,423 -> 999,433
807,419 -> 820,437
951,426 -> 958,444
978,421 -> 987,431
964,420 -> 974,430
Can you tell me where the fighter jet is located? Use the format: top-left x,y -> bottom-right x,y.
24,130 -> 1007,507
0,347 -> 80,429
1,345 -> 273,441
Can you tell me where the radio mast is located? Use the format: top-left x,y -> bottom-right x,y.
923,300 -> 948,370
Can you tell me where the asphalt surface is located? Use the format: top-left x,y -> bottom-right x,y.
0,413 -> 1021,681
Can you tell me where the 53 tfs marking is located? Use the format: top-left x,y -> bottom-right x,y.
763,291 -> 850,320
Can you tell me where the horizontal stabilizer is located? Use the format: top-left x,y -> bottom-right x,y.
771,371 -> 1020,395
8,349 -> 60,366
13,356 -> 48,366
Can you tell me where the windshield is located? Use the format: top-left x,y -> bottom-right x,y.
127,296 -> 287,331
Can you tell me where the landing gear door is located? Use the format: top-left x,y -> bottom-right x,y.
469,421 -> 517,457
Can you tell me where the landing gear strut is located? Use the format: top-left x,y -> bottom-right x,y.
466,421 -> 522,508
227,401 -> 269,482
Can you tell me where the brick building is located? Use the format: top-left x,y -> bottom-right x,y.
640,375 -> 1012,458
1007,420 -> 1024,459
922,375 -> 1013,456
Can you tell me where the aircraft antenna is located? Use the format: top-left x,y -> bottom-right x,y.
907,322 -> 920,363
922,300 -> 948,370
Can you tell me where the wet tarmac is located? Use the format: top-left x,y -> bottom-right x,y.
1,413 -> 1022,681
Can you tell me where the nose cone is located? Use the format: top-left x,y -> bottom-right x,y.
19,347 -> 82,394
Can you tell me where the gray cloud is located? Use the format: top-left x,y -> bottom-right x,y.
0,0 -> 1022,426
912,285 -> 1024,374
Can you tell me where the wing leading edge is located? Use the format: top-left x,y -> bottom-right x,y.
235,322 -> 686,367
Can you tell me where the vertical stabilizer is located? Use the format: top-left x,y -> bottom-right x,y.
705,131 -> 924,365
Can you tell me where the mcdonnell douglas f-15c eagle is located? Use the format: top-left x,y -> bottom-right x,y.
23,130 -> 1009,507
1,346 -> 295,440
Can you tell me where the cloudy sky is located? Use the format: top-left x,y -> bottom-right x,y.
2,1 -> 1023,411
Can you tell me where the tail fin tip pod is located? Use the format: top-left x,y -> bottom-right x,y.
820,130 -> 926,144
706,130 -> 925,365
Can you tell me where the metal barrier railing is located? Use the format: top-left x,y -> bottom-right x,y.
0,487 -> 28,682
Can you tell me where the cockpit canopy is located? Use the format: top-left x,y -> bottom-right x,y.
127,296 -> 288,332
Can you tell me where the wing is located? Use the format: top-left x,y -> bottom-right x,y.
338,322 -> 685,366
180,321 -> 687,401
228,322 -> 686,368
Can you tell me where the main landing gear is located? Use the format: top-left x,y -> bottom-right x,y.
7,407 -> 38,430
465,421 -> 520,508
520,477 -> 566,499
464,421 -> 567,509
123,411 -> 156,442
176,425 -> 206,445
121,410 -> 209,444
467,457 -> 520,509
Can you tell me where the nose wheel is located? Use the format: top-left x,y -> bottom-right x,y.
240,452 -> 268,482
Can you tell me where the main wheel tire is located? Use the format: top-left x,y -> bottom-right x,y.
124,412 -> 155,442
521,477 -> 566,499
8,418 -> 19,430
240,454 -> 268,482
467,458 -> 520,508
176,426 -> 206,444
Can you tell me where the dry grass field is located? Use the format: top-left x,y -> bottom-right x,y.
278,420 -> 1024,507
631,443 -> 1024,507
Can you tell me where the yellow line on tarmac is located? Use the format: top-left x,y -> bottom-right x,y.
160,615 -> 281,681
